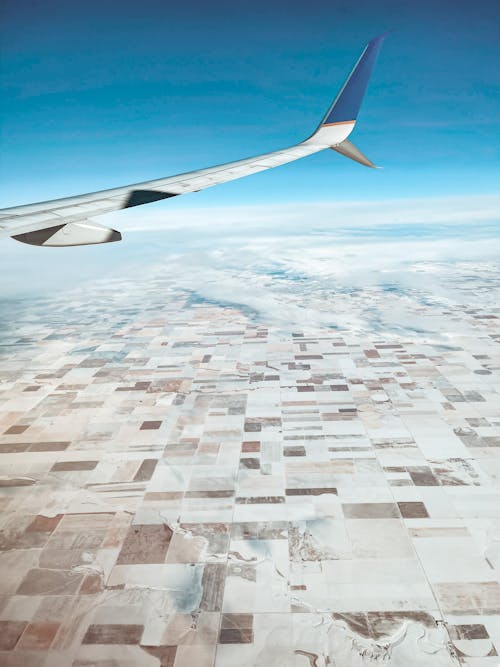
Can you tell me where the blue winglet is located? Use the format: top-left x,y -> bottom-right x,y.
321,33 -> 388,126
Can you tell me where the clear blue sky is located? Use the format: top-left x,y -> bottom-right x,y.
1,0 -> 499,209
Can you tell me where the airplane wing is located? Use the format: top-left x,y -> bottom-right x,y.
0,34 -> 387,247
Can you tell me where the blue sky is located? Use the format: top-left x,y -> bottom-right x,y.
1,0 -> 499,209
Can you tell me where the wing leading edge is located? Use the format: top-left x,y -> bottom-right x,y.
0,34 -> 387,247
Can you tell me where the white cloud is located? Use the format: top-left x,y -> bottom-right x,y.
108,194 -> 500,232
2,194 -> 499,341
136,223 -> 500,340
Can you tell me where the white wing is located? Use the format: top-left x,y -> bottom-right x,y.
0,35 -> 386,247
0,144 -> 324,246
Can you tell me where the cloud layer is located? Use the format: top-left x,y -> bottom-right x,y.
1,194 -> 499,342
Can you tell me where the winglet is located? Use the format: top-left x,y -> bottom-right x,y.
321,33 -> 388,127
305,33 -> 388,147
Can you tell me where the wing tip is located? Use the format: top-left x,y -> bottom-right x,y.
368,31 -> 392,47
313,31 -> 390,133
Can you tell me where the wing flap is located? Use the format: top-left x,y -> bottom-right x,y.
13,222 -> 121,247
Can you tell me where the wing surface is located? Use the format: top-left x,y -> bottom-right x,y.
0,144 -> 322,243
